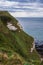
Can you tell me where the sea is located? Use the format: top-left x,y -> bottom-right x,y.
16,17 -> 43,45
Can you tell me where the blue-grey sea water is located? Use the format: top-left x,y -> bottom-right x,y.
16,17 -> 43,45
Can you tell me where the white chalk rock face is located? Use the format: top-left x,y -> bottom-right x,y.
17,22 -> 23,29
7,22 -> 17,31
41,58 -> 43,61
30,41 -> 35,53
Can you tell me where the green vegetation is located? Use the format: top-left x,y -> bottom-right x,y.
0,11 -> 41,65
40,61 -> 43,65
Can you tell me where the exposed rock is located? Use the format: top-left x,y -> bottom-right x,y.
7,22 -> 17,31
41,58 -> 43,61
31,41 -> 35,52
17,22 -> 23,30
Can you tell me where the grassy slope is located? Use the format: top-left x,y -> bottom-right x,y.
0,11 -> 41,65
40,61 -> 43,65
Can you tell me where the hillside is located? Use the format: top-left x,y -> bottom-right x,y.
0,11 -> 41,65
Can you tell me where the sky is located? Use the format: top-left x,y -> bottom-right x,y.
0,0 -> 43,17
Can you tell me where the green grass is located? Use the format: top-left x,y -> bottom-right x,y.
0,11 -> 41,65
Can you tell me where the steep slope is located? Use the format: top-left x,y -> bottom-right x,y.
0,11 -> 41,65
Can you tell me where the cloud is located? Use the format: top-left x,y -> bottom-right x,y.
0,1 -> 19,6
9,11 -> 43,17
0,0 -> 43,17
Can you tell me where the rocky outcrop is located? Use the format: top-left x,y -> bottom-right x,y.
7,22 -> 17,31
31,40 -> 35,52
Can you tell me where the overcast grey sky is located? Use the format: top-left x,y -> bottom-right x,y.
0,0 -> 43,17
